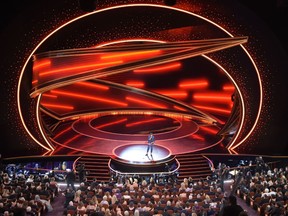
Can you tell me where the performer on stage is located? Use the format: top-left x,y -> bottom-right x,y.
146,132 -> 155,156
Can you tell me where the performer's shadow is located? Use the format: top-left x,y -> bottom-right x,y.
146,154 -> 154,161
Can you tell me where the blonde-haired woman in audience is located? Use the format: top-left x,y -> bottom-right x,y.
141,179 -> 148,187
74,189 -> 82,203
104,191 -> 112,203
204,194 -> 212,203
111,194 -> 118,205
90,194 -> 99,206
132,178 -> 138,189
183,178 -> 189,187
179,182 -> 186,192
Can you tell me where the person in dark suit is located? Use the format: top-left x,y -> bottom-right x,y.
77,163 -> 86,183
146,132 -> 155,156
66,169 -> 76,191
221,195 -> 244,216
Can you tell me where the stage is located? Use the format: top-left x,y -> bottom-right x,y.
109,143 -> 179,175
113,144 -> 171,164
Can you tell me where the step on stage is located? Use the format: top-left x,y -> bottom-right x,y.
109,144 -> 179,179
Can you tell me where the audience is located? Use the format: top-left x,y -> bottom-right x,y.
1,157 -> 288,216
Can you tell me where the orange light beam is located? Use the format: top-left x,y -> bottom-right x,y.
39,60 -> 123,77
41,103 -> 74,110
33,60 -> 51,70
75,81 -> 109,90
179,80 -> 209,89
126,96 -> 167,109
101,50 -> 161,60
95,118 -> 127,129
51,90 -> 128,106
222,84 -> 235,91
126,118 -> 164,127
193,94 -> 232,102
199,126 -> 218,134
193,104 -> 231,114
134,62 -> 181,73
42,94 -> 58,98
191,134 -> 205,140
32,80 -> 38,85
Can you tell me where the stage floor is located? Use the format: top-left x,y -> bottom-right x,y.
113,144 -> 171,163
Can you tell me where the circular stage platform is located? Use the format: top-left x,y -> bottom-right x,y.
110,144 -> 179,176
113,144 -> 171,164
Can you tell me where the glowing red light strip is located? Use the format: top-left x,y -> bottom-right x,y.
101,50 -> 161,59
134,62 -> 181,73
193,94 -> 232,101
75,81 -> 109,90
193,104 -> 231,114
33,60 -> 51,70
179,81 -> 208,89
42,94 -> 57,98
191,134 -> 205,140
51,90 -> 128,106
126,96 -> 167,109
222,84 -> 235,91
199,126 -> 218,134
41,103 -> 74,110
32,80 -> 38,85
95,118 -> 127,129
39,60 -> 123,77
126,118 -> 164,127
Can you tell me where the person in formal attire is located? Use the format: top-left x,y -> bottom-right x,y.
66,169 -> 76,191
146,132 -> 155,156
77,163 -> 86,183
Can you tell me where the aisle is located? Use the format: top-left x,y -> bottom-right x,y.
224,180 -> 258,216
46,187 -> 66,216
